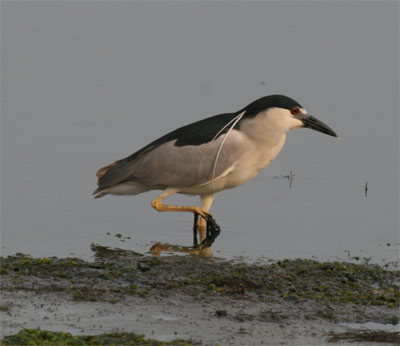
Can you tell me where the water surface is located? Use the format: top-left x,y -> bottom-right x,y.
1,2 -> 398,264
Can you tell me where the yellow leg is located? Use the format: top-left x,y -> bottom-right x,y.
197,194 -> 215,257
198,194 -> 215,242
151,197 -> 213,220
151,190 -> 215,225
149,191 -> 217,256
196,217 -> 213,257
197,217 -> 207,243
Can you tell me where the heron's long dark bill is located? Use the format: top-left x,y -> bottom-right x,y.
302,115 -> 338,137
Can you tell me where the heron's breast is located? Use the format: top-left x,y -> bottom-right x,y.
223,134 -> 286,188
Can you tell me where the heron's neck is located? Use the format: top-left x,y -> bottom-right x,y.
239,114 -> 287,148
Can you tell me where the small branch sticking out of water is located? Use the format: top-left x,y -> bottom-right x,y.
274,171 -> 295,188
365,182 -> 368,197
289,171 -> 294,188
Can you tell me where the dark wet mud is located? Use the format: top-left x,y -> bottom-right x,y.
1,245 -> 399,345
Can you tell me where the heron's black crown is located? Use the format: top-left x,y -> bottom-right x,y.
239,95 -> 303,118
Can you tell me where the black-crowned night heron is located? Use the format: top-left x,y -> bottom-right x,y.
93,95 -> 337,250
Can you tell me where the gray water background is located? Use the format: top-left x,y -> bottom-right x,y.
1,1 -> 399,264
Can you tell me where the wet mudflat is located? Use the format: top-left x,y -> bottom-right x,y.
1,246 -> 399,345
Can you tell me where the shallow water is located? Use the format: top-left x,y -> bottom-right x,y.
1,2 -> 399,264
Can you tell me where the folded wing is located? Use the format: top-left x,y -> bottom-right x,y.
95,112 -> 246,191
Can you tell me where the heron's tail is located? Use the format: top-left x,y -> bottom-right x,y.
92,187 -> 107,199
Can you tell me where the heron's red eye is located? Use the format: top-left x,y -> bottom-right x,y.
290,107 -> 300,115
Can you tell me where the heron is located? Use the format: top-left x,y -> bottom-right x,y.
93,95 -> 337,252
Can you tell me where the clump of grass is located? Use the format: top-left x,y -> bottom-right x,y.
0,253 -> 88,278
0,304 -> 11,312
0,328 -> 199,346
328,329 -> 400,343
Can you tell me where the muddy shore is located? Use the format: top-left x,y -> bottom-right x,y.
1,245 -> 399,345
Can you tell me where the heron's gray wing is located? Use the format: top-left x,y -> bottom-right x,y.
96,112 -> 242,190
125,129 -> 247,187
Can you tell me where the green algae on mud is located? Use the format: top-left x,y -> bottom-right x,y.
1,250 -> 399,346
0,250 -> 399,307
328,329 -> 400,343
0,328 -> 198,346
199,259 -> 400,307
